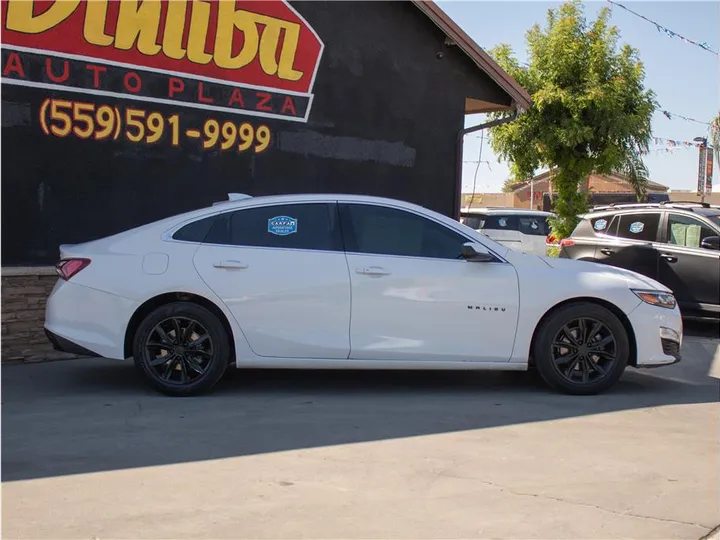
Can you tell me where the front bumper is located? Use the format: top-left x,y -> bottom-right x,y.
627,300 -> 683,368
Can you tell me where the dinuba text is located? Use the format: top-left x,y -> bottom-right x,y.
40,99 -> 271,154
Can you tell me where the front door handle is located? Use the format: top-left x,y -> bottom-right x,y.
355,266 -> 391,276
213,260 -> 248,270
660,253 -> 678,263
600,248 -> 614,256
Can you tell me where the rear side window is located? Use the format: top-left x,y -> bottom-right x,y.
228,203 -> 343,251
482,215 -> 518,231
590,216 -> 616,235
517,216 -> 551,236
615,213 -> 660,242
460,214 -> 486,230
172,215 -> 220,242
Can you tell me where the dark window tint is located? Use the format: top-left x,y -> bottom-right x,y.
590,216 -> 615,235
341,204 -> 468,259
666,213 -> 717,248
481,215 -> 518,231
615,213 -> 660,242
227,203 -> 342,251
460,214 -> 486,230
518,216 -> 551,236
172,215 -> 219,242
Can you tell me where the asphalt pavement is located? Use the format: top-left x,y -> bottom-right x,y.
2,322 -> 718,539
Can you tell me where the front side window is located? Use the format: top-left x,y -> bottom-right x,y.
615,213 -> 660,242
666,213 -> 717,248
340,204 -> 469,260
227,203 -> 343,251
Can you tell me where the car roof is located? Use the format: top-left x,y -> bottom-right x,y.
586,202 -> 720,217
460,207 -> 554,216
150,193 -> 467,232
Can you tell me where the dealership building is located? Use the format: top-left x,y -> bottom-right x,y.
1,0 -> 530,360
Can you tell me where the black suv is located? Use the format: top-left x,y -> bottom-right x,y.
559,202 -> 720,319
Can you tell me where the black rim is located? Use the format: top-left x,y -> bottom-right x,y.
551,317 -> 617,384
144,317 -> 214,386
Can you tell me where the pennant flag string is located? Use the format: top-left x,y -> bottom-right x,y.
606,0 -> 718,55
660,110 -> 711,125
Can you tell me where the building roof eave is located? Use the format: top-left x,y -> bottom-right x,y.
411,0 -> 533,114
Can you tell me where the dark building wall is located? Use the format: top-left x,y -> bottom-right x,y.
1,0 -> 511,266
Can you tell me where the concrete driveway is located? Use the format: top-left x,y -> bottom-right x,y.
2,328 -> 719,539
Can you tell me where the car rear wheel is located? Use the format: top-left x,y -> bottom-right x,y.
533,302 -> 629,395
133,302 -> 230,396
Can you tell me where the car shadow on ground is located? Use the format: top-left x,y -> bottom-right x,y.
3,329 -> 718,483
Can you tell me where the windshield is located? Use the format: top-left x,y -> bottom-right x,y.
707,215 -> 720,229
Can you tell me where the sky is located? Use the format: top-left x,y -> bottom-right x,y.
435,0 -> 720,195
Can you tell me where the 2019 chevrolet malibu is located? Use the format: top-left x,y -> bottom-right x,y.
45,193 -> 683,396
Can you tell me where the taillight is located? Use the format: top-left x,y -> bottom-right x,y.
56,258 -> 91,280
560,238 -> 575,248
546,233 -> 557,245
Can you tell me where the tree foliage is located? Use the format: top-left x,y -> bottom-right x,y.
487,0 -> 657,237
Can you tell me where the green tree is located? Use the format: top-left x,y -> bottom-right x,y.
487,0 -> 656,237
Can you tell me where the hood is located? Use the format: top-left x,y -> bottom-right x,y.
540,256 -> 672,293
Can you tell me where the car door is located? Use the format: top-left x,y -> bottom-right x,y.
592,211 -> 662,280
192,202 -> 351,359
339,202 -> 520,363
657,212 -> 720,314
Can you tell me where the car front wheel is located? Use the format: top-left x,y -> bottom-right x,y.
533,302 -> 630,395
133,302 -> 230,396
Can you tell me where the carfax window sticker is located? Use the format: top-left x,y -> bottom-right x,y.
629,221 -> 644,234
594,219 -> 607,231
268,216 -> 298,236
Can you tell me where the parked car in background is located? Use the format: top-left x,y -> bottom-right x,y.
559,202 -> 720,320
45,194 -> 683,397
459,208 -> 555,256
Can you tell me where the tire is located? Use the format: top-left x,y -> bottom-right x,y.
133,301 -> 231,396
533,302 -> 629,395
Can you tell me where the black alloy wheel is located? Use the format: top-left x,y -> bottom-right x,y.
533,302 -> 629,395
133,302 -> 230,396
550,317 -> 618,385
145,316 -> 214,385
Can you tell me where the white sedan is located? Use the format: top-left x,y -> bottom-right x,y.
45,193 -> 683,396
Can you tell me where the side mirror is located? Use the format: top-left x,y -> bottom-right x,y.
461,242 -> 495,262
701,236 -> 720,250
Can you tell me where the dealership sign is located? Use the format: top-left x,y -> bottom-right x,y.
1,0 -> 325,123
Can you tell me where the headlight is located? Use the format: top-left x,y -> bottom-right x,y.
632,290 -> 677,309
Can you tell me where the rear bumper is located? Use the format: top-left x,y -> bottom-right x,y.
44,279 -> 140,360
45,328 -> 100,357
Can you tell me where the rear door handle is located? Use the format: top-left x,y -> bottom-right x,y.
213,260 -> 248,270
660,253 -> 678,263
355,266 -> 391,276
600,248 -> 614,255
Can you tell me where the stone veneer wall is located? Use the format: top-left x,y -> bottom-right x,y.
1,268 -> 78,362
